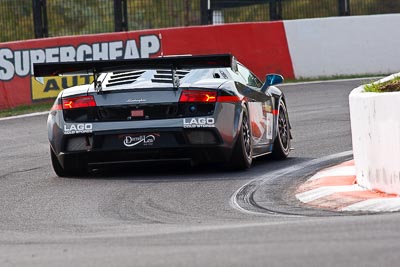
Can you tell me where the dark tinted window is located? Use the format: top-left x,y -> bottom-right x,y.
237,64 -> 263,88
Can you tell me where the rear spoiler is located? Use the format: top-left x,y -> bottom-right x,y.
33,54 -> 234,77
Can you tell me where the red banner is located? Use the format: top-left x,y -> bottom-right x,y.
0,22 -> 293,109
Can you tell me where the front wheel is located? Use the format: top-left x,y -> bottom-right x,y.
230,106 -> 253,170
272,100 -> 291,159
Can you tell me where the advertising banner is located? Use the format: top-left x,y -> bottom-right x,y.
0,22 -> 294,109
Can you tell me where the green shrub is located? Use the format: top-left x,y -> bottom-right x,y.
364,76 -> 400,92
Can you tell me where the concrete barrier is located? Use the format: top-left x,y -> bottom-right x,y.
349,73 -> 400,195
284,14 -> 400,79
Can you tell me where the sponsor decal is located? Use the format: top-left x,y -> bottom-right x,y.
31,75 -> 91,100
263,102 -> 272,113
0,34 -> 161,103
0,35 -> 161,81
126,98 -> 147,103
266,113 -> 273,140
63,123 -> 93,135
183,117 -> 215,128
121,133 -> 160,147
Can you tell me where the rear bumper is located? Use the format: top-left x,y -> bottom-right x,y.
57,146 -> 234,168
53,127 -> 236,168
49,102 -> 241,168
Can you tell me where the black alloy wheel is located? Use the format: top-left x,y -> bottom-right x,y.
230,106 -> 252,169
272,100 -> 290,159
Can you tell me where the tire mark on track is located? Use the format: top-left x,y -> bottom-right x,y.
231,151 -> 354,217
0,166 -> 44,179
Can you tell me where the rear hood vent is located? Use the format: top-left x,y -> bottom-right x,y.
105,70 -> 146,87
152,69 -> 190,84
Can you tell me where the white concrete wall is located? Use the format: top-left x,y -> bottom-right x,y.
284,14 -> 400,79
349,73 -> 400,195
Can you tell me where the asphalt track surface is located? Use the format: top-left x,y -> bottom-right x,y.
1,79 -> 400,267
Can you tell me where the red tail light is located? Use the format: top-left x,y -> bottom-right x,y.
179,90 -> 217,103
179,90 -> 242,103
217,96 -> 241,102
62,96 -> 96,109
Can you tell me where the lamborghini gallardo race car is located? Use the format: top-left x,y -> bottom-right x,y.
34,54 -> 292,177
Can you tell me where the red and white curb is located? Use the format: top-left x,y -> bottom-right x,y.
296,160 -> 400,212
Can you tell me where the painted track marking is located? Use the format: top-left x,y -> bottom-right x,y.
231,151 -> 353,216
296,160 -> 400,212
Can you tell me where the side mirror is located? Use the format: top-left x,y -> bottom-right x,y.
261,74 -> 284,93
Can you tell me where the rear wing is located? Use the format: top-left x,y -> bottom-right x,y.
33,54 -> 234,77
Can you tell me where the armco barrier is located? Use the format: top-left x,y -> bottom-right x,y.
0,22 -> 293,109
349,73 -> 400,195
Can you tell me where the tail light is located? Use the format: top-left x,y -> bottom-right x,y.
179,90 -> 217,103
179,90 -> 241,103
62,96 -> 96,110
217,95 -> 241,102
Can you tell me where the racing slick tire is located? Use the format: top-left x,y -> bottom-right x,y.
50,147 -> 87,177
272,100 -> 291,159
230,106 -> 253,170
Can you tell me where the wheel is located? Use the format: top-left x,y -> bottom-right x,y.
272,100 -> 291,159
50,146 -> 87,177
230,106 -> 253,170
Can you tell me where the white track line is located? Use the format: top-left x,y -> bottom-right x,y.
0,111 -> 48,121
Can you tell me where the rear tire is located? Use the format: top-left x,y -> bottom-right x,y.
272,100 -> 291,159
230,107 -> 253,170
50,147 -> 87,177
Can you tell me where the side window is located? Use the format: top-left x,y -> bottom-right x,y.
226,68 -> 247,84
237,64 -> 263,89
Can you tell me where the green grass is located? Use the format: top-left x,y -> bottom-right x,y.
364,75 -> 400,93
0,102 -> 52,118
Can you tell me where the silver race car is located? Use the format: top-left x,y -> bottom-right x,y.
34,54 -> 292,177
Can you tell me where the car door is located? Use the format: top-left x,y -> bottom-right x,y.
236,64 -> 274,152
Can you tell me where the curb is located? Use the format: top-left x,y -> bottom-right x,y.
296,160 -> 400,212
